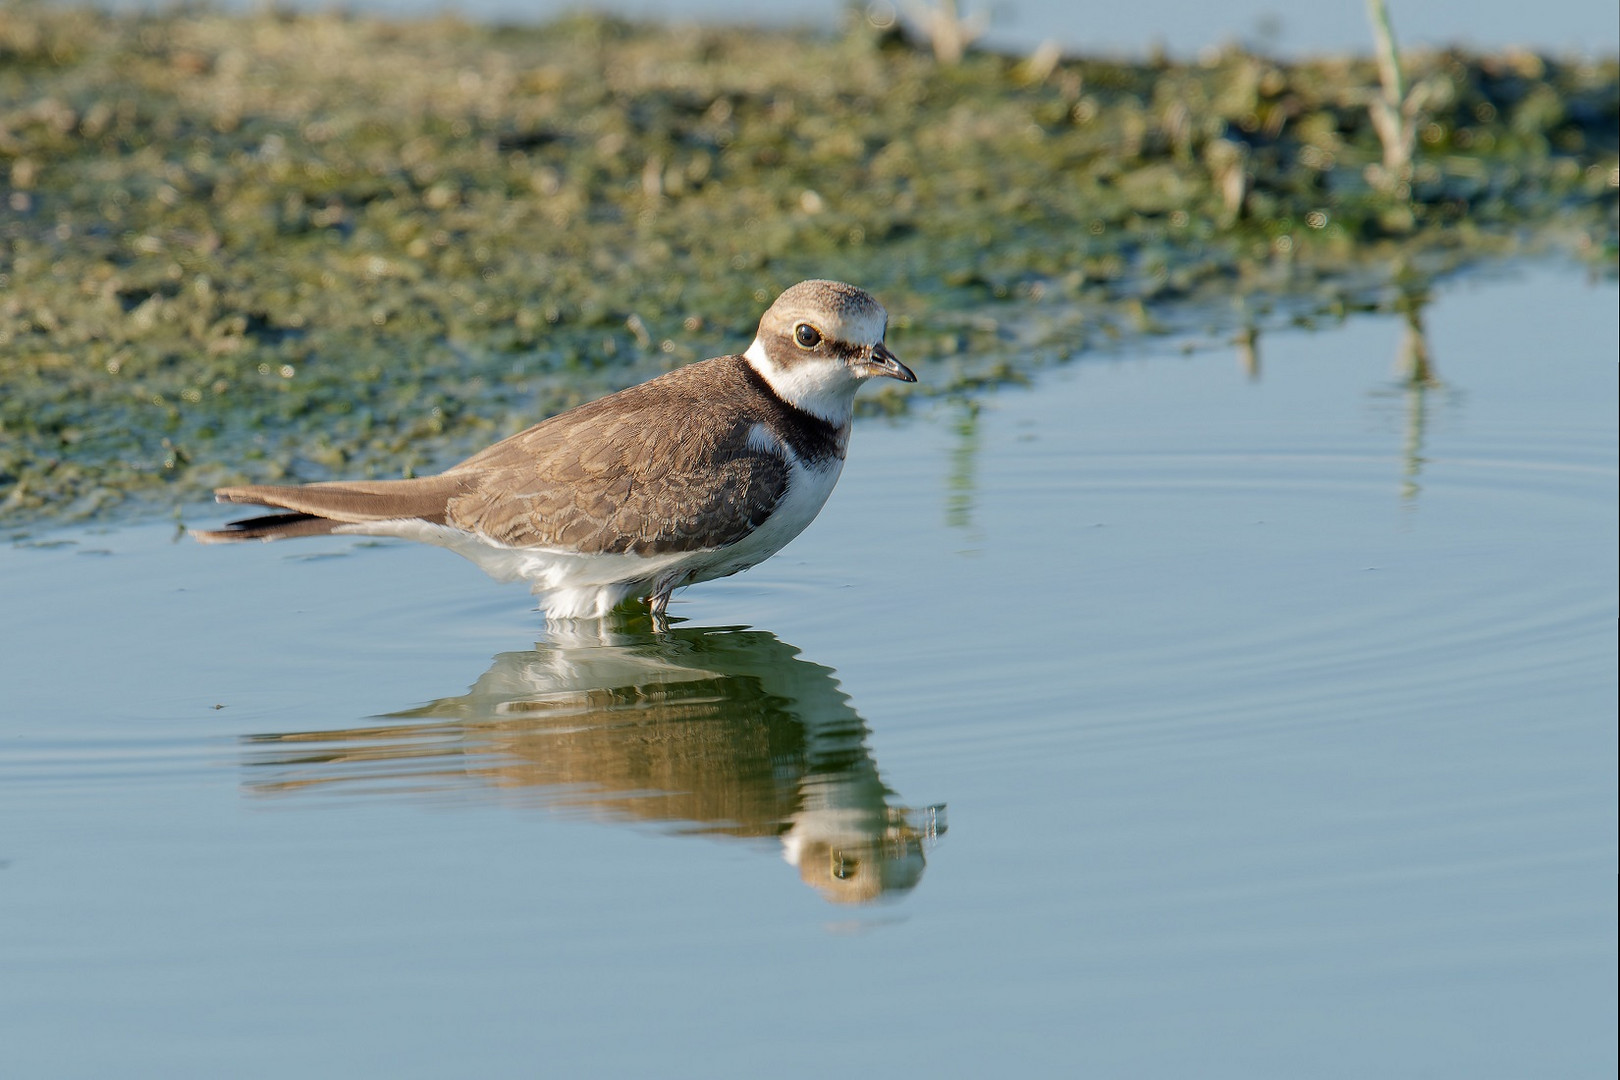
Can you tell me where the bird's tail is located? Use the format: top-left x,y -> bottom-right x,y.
189,476 -> 468,544
190,511 -> 344,544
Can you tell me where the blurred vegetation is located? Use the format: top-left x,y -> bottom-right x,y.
0,2 -> 1615,521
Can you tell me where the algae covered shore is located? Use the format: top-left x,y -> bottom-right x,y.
1,3 -> 1616,522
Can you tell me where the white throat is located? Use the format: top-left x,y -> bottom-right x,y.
744,338 -> 860,426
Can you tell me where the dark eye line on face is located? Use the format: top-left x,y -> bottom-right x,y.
783,323 -> 881,362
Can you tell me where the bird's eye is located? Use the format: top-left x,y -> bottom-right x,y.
793,323 -> 822,349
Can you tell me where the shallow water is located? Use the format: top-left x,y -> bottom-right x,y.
97,0 -> 1617,57
2,261 -> 1615,1077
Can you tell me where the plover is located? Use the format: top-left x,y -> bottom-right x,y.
192,280 -> 915,619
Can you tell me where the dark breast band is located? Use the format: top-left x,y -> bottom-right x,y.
733,355 -> 846,466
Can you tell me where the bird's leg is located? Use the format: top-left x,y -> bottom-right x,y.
648,576 -> 675,631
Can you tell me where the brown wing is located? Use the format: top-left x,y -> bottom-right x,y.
196,356 -> 794,554
443,366 -> 792,555
192,474 -> 472,543
208,475 -> 469,523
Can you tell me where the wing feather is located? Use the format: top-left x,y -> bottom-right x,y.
210,475 -> 469,524
443,359 -> 793,554
198,356 -> 802,555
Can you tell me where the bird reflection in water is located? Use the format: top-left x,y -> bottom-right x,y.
243,619 -> 946,904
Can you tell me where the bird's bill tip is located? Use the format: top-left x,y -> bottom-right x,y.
867,342 -> 917,383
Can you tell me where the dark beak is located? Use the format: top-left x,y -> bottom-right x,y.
866,341 -> 917,383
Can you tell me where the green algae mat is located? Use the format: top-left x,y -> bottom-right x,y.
1,4 -> 1615,521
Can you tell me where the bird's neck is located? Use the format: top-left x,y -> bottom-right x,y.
743,338 -> 861,427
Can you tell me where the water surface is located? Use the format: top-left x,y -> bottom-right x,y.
90,0 -> 1620,56
2,261 -> 1615,1077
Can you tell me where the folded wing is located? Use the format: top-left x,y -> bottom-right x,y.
193,357 -> 793,554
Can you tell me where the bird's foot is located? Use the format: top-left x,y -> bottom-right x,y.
648,582 -> 673,632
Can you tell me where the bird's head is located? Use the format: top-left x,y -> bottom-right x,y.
745,280 -> 915,423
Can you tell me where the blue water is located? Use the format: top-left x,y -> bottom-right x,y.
89,0 -> 1620,57
2,261 -> 1615,1076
